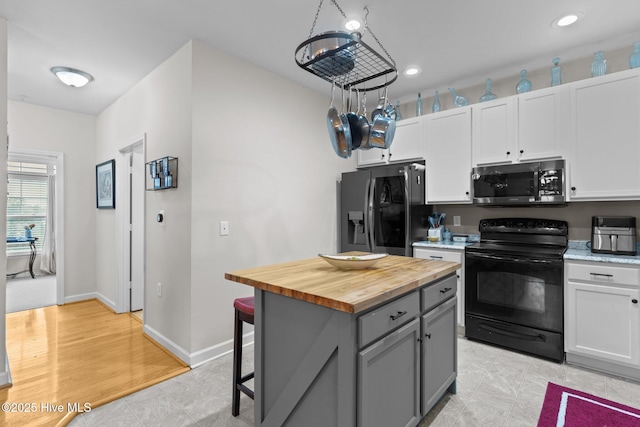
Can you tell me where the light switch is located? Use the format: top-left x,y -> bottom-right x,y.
220,220 -> 229,236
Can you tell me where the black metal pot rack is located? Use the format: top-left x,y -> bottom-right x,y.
295,0 -> 397,92
295,32 -> 397,92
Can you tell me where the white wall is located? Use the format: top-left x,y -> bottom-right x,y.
96,42 -> 194,353
0,18 -> 8,386
95,39 -> 356,364
7,101 -> 96,299
190,40 -> 355,361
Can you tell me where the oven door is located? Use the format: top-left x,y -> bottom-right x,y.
465,251 -> 563,333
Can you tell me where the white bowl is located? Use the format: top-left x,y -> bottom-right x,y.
318,253 -> 388,270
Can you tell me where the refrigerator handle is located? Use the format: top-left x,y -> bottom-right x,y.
403,166 -> 411,255
367,177 -> 376,251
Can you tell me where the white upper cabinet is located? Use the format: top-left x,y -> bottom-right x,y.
424,108 -> 472,203
357,116 -> 424,167
517,86 -> 568,162
471,98 -> 517,166
568,69 -> 640,201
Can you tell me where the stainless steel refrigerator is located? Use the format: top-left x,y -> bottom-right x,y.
340,161 -> 432,256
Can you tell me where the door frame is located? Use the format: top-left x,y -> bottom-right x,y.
116,134 -> 146,314
7,147 -> 65,305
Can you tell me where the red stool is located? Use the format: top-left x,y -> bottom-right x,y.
232,296 -> 255,416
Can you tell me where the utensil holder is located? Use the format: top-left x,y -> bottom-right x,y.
428,226 -> 443,241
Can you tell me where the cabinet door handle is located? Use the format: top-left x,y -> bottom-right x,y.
520,149 -> 524,154
390,311 -> 407,321
440,287 -> 452,294
506,151 -> 511,155
633,299 -> 638,304
430,256 -> 443,260
425,333 -> 431,339
590,273 -> 614,278
571,186 -> 576,191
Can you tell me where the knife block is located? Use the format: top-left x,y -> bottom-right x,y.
428,226 -> 443,241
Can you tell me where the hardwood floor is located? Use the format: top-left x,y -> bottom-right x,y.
2,299 -> 190,427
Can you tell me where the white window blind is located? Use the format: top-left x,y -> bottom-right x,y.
6,161 -> 50,254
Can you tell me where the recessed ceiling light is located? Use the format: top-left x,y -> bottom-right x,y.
344,18 -> 362,31
50,66 -> 94,87
553,12 -> 583,28
403,66 -> 422,77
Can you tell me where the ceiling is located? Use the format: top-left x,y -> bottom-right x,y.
1,0 -> 640,116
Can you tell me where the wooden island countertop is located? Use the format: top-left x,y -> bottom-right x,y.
225,253 -> 460,314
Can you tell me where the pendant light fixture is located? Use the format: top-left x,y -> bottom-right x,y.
50,66 -> 94,87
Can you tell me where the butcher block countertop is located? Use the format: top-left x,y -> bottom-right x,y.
225,253 -> 460,314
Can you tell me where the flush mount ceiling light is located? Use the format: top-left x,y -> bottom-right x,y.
50,66 -> 93,87
403,65 -> 422,77
553,12 -> 583,28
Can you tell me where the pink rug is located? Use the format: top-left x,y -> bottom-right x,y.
538,382 -> 640,427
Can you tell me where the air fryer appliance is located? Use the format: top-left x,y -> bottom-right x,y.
591,216 -> 637,255
340,161 -> 431,256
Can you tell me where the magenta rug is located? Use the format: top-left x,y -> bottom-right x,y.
538,382 -> 640,426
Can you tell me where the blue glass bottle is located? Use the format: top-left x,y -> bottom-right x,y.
479,79 -> 497,102
395,101 -> 402,120
630,42 -> 640,69
448,88 -> 468,107
591,51 -> 607,77
516,69 -> 532,93
551,57 -> 562,86
416,93 -> 422,116
432,90 -> 441,113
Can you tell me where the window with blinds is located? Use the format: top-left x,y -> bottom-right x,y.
6,161 -> 51,254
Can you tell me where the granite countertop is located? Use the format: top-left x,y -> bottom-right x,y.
564,241 -> 640,265
225,253 -> 460,314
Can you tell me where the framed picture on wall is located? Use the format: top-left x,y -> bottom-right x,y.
96,159 -> 115,209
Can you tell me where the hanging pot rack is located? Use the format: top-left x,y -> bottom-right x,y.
295,1 -> 397,92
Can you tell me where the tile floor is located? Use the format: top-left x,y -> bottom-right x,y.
68,337 -> 640,426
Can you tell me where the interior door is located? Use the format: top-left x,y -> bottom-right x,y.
130,150 -> 144,311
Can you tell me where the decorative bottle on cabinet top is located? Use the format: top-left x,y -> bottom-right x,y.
448,88 -> 468,107
395,100 -> 402,120
630,42 -> 640,69
550,57 -> 562,86
479,78 -> 497,102
432,90 -> 441,113
416,93 -> 422,116
591,51 -> 607,77
516,69 -> 532,93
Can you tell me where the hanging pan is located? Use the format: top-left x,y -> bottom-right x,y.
326,82 -> 352,158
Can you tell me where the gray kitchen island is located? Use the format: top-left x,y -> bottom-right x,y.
225,253 -> 460,427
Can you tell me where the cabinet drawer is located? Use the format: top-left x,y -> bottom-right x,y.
421,274 -> 457,313
414,248 -> 463,264
359,291 -> 420,348
567,262 -> 639,286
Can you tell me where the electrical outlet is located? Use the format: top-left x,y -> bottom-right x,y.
453,216 -> 461,227
157,282 -> 162,297
220,220 -> 229,236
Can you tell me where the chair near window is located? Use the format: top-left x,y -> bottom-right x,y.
232,296 -> 254,416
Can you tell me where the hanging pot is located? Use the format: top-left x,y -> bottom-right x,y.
346,88 -> 363,149
309,31 -> 355,77
327,83 -> 352,158
356,90 -> 371,150
369,114 -> 396,149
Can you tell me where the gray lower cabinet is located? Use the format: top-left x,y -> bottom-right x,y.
358,319 -> 421,427
421,296 -> 457,415
254,273 -> 457,427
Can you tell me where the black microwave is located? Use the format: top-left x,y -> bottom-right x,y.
471,160 -> 566,206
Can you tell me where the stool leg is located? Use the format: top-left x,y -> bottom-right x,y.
232,308 -> 242,416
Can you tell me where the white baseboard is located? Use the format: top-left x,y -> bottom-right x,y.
143,324 -> 191,365
64,292 -> 116,312
190,332 -> 255,368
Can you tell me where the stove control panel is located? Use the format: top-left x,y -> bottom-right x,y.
479,218 -> 568,235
